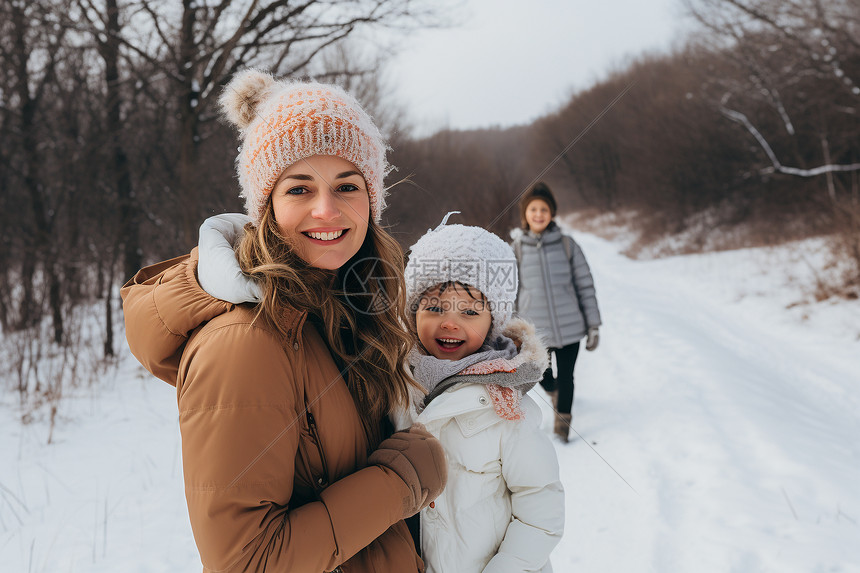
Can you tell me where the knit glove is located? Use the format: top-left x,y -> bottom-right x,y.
367,423 -> 447,519
197,213 -> 263,304
585,327 -> 600,351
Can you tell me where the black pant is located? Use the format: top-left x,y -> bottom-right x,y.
539,341 -> 581,415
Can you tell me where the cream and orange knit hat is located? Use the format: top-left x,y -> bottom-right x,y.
219,69 -> 391,224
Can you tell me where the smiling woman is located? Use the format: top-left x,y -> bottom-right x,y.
120,70 -> 447,573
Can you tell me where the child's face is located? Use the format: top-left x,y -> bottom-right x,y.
416,283 -> 492,361
524,199 -> 552,234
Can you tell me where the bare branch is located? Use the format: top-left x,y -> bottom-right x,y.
199,0 -> 267,107
720,99 -> 860,177
281,28 -> 353,75
137,0 -> 175,60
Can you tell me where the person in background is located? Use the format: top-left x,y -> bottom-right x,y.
511,182 -> 602,442
401,216 -> 564,572
120,69 -> 446,573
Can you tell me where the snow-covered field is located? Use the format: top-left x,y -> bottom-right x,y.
2,231 -> 859,572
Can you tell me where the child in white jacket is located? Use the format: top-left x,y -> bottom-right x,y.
401,215 -> 565,573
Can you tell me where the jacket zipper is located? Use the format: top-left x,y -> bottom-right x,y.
306,411 -> 329,487
537,239 -> 563,345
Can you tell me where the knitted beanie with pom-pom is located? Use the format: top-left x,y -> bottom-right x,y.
405,213 -> 519,341
219,69 -> 391,224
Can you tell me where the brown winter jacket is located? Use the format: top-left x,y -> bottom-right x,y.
121,250 -> 424,573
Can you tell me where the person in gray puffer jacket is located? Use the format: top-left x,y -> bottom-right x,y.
511,182 -> 602,442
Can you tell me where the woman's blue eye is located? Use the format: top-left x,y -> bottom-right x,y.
287,186 -> 307,195
337,184 -> 359,193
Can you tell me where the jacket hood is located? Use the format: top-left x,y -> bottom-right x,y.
495,316 -> 550,374
517,224 -> 563,246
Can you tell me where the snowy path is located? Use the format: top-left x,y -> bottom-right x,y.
2,234 -> 859,572
545,233 -> 860,572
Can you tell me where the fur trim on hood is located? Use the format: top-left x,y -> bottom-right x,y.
459,317 -> 549,377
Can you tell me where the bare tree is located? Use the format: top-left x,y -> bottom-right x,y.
686,0 -> 860,182
686,0 -> 860,288
0,0 -> 79,341
72,0 -> 436,247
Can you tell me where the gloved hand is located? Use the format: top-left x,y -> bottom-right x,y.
367,423 -> 447,519
197,213 -> 263,304
585,326 -> 599,351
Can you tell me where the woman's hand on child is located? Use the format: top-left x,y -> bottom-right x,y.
586,327 -> 600,351
368,423 -> 447,518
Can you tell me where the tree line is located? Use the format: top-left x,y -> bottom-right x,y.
1,0 -> 858,414
388,0 -> 859,293
0,0 -> 431,352
0,0 -> 433,426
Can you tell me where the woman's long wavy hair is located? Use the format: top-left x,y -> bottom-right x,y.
237,200 -> 419,444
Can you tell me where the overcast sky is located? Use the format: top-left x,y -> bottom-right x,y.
381,0 -> 689,136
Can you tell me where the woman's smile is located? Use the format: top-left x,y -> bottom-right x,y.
302,228 -> 348,243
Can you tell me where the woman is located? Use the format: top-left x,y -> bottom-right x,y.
121,70 -> 446,573
511,182 -> 602,443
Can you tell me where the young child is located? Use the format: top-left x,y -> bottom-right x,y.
511,182 -> 602,442
402,215 -> 565,573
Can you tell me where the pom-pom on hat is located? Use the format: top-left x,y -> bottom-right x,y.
405,212 -> 519,341
519,181 -> 557,229
219,69 -> 391,224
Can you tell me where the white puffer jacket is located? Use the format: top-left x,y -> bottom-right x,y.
406,321 -> 565,573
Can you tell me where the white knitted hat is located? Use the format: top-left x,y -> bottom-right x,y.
219,69 -> 391,224
405,213 -> 519,341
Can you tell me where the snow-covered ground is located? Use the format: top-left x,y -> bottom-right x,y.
2,231 -> 859,572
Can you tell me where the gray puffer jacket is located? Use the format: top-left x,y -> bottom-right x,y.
511,223 -> 601,348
